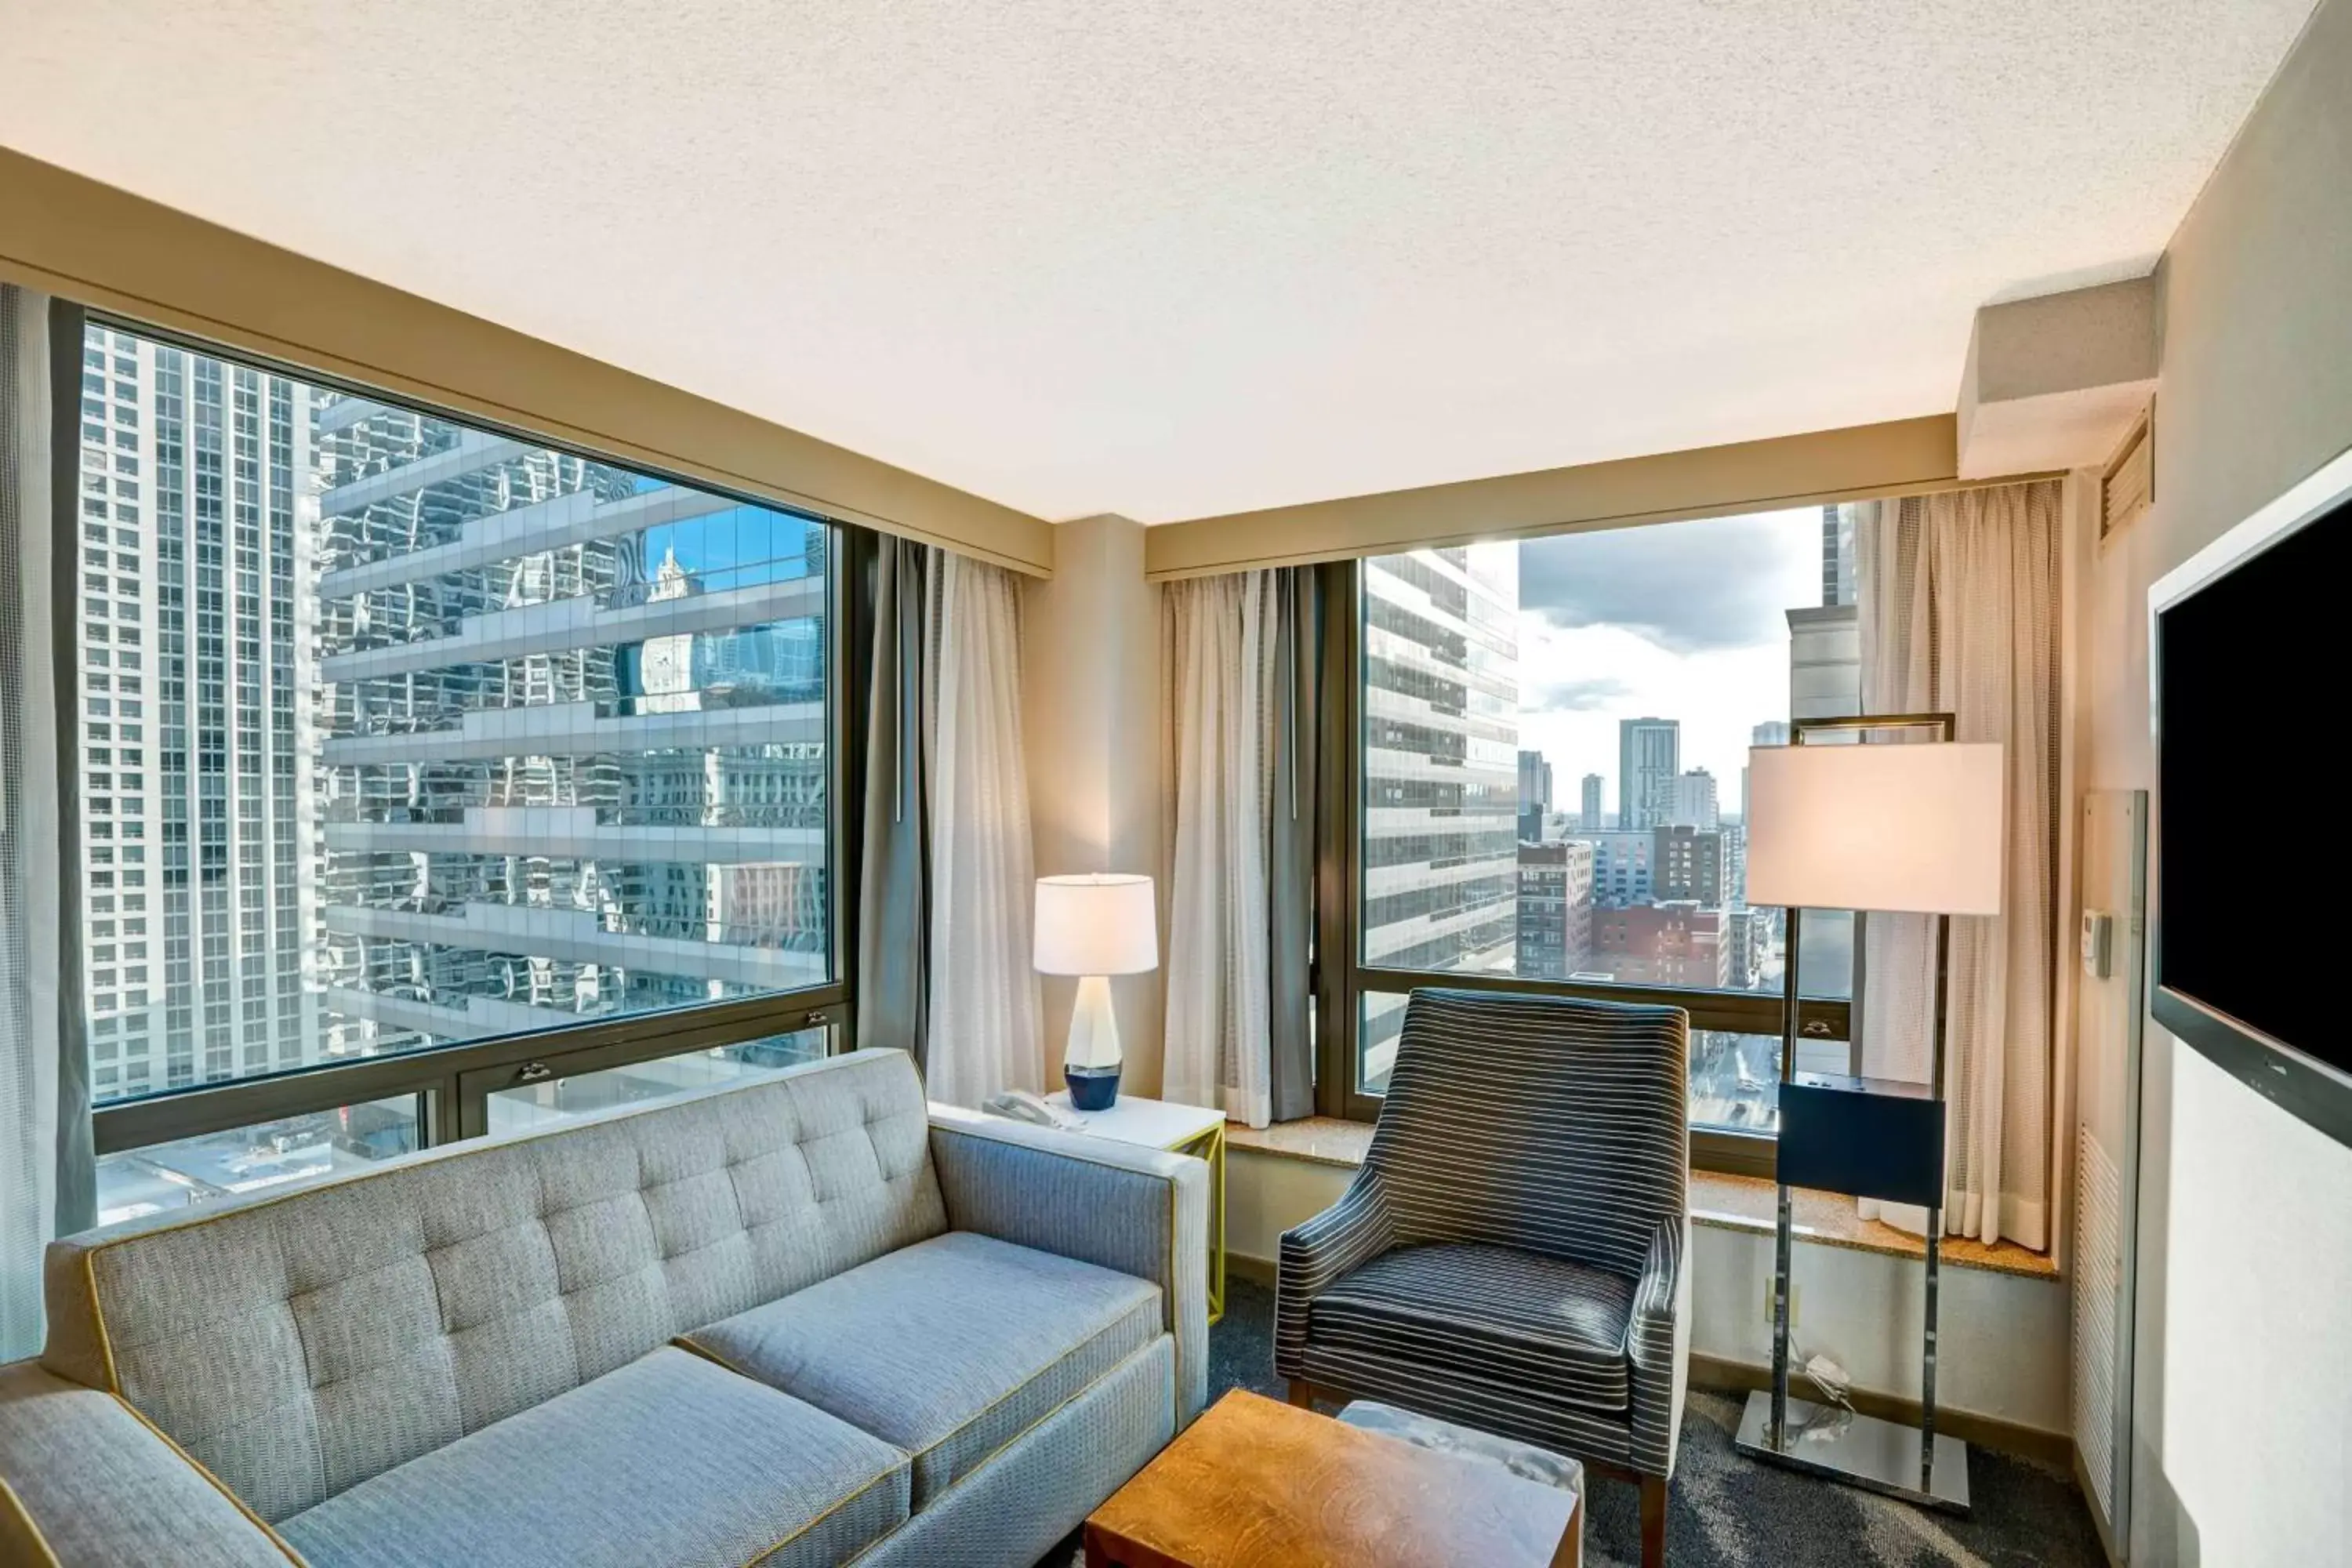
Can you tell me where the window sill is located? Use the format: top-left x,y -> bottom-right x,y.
1227,1117 -> 2058,1281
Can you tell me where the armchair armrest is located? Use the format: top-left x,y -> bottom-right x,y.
1626,1214 -> 1691,1479
0,1361 -> 301,1566
927,1106 -> 1211,1425
1273,1171 -> 1396,1381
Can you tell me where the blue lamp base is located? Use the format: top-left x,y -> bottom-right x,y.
1064,1064 -> 1121,1111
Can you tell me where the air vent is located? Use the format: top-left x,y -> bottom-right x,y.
2072,1121 -> 2125,1523
2101,407 -> 2154,543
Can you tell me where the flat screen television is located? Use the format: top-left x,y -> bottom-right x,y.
2152,444 -> 2352,1151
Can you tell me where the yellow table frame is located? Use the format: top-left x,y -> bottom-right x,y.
1165,1119 -> 1227,1325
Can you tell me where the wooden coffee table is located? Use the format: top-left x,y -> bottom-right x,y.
1084,1390 -> 1581,1567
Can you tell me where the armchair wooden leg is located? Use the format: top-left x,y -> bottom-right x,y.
1639,1473 -> 1668,1568
1286,1378 -> 1316,1410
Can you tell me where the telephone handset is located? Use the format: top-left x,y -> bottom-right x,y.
983,1088 -> 1083,1131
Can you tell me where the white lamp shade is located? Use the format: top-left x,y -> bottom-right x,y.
1033,873 -> 1159,975
1746,742 -> 2006,916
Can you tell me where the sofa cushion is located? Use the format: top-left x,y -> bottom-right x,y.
278,1347 -> 909,1568
683,1231 -> 1161,1509
1308,1242 -> 1634,1412
42,1048 -> 943,1522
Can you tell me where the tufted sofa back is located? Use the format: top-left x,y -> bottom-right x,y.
42,1048 -> 944,1523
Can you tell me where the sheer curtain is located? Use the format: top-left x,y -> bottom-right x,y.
1855,481 -> 2060,1249
923,550 -> 1044,1108
2,283 -> 72,1359
1162,572 -> 1279,1127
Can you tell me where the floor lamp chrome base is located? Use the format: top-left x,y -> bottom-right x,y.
1734,1391 -> 1972,1513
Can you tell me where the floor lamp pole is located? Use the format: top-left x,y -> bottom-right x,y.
1769,902 -> 1802,1445
1922,908 -> 1951,1493
1736,711 -> 1973,1513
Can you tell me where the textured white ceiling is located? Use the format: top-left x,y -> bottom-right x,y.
0,1 -> 2318,522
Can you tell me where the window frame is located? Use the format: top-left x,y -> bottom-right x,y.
60,303 -> 873,1167
1312,557 -> 1852,1178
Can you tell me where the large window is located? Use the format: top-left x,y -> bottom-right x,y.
74,318 -> 845,1185
1339,508 -> 1864,1158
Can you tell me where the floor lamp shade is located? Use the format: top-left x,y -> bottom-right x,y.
1746,742 -> 2006,916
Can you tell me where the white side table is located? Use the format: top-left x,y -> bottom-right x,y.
1044,1091 -> 1229,1325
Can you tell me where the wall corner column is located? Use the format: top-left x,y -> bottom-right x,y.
1022,515 -> 1165,1095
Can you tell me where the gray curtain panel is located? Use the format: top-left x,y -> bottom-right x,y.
856,535 -> 935,1065
43,299 -> 94,1241
1266,567 -> 1320,1123
2,285 -> 94,1362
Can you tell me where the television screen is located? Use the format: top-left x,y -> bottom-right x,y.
2156,489 -> 2352,1089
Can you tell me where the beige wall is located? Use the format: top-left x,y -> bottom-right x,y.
1020,516 -> 1167,1094
2085,2 -> 2352,1561
1226,1149 -> 2070,1433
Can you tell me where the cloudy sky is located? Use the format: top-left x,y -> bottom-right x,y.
1515,507 -> 1821,820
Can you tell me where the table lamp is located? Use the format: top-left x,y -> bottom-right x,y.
1734,716 -> 2005,1512
1033,873 -> 1158,1110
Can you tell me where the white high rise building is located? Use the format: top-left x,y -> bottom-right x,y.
75,325 -> 321,1103
1669,768 -> 1720,830
1617,716 -> 1680,830
1359,545 -> 1519,1087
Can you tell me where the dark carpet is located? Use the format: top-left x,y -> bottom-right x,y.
1044,1276 -> 2106,1566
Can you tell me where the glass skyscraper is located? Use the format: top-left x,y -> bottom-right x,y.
308,394 -> 829,1059
79,325 -> 833,1130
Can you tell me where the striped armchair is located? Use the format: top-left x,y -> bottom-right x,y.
1276,989 -> 1690,1567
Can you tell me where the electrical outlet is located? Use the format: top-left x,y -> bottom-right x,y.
1762,1278 -> 1800,1329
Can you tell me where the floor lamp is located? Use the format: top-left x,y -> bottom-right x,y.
1732,714 -> 2006,1512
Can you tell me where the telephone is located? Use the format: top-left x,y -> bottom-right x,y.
983,1089 -> 1083,1131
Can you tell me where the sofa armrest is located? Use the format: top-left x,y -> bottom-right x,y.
927,1107 -> 1210,1425
0,1360 -> 302,1566
1272,1171 -> 1395,1381
1626,1214 -> 1690,1479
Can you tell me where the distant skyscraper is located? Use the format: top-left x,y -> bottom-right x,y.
1516,749 -> 1553,841
1668,768 -> 1719,831
1580,773 -> 1605,833
1517,750 -> 1553,812
1617,717 -> 1680,831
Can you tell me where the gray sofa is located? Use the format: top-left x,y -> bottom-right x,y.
0,1048 -> 1209,1567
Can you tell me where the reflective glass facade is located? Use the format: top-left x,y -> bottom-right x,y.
78,325 -> 833,1107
